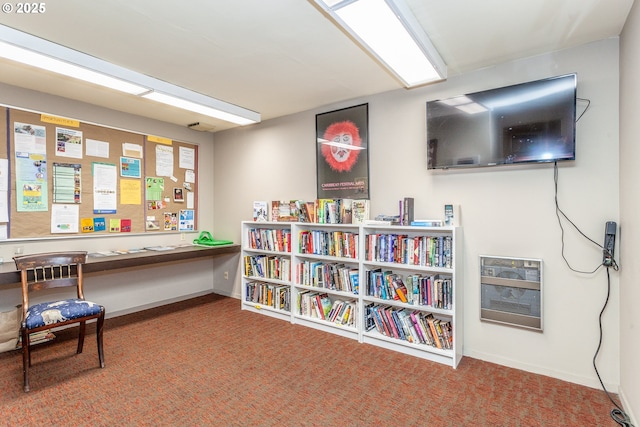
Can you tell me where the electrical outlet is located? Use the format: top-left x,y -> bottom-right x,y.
180,233 -> 186,241
14,246 -> 23,255
224,271 -> 229,280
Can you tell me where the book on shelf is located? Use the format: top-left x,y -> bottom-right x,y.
351,199 -> 370,224
397,310 -> 418,343
297,290 -> 310,316
381,307 -> 399,339
348,269 -> 359,295
444,203 -> 460,226
338,302 -> 354,326
327,300 -> 344,322
410,219 -> 444,227
304,201 -> 316,223
401,197 -> 414,226
270,201 -> 280,222
283,201 -> 293,222
425,313 -> 443,349
276,286 -> 290,311
364,219 -> 392,226
410,311 -> 428,344
295,200 -> 310,222
311,294 -> 322,319
270,200 -> 299,222
320,294 -> 333,319
390,275 -> 409,303
326,200 -> 338,224
371,306 -> 388,336
372,214 -> 400,224
253,201 -> 268,221
390,310 -> 407,341
440,320 -> 453,349
364,302 -> 376,331
340,199 -> 353,224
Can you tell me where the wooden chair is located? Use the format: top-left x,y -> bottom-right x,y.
13,251 -> 105,392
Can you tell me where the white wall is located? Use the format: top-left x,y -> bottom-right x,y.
213,39 -> 621,391
619,0 -> 640,423
0,83 -> 219,316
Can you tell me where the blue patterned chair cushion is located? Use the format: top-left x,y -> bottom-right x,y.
25,299 -> 102,330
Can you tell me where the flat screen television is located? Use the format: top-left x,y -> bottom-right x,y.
426,74 -> 577,170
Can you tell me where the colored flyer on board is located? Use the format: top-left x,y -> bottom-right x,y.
179,209 -> 195,231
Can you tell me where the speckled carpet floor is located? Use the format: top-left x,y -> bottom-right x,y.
0,293 -> 619,426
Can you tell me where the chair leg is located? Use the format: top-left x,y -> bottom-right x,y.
96,308 -> 105,368
77,321 -> 86,354
21,326 -> 30,392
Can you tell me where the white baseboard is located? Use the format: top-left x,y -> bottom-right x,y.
464,348 -> 619,391
214,288 -> 241,299
617,386 -> 637,426
105,290 -> 214,319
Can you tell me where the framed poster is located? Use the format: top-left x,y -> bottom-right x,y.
316,103 -> 369,199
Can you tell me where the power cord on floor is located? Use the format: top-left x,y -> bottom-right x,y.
592,267 -> 634,427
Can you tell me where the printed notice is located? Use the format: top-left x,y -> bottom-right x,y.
86,138 -> 110,158
179,146 -> 195,169
120,157 -> 141,178
155,145 -> 174,177
14,123 -> 48,212
120,179 -> 141,205
93,162 -> 117,214
179,209 -> 195,231
51,204 -> 79,233
123,142 -> 143,158
56,127 -> 83,159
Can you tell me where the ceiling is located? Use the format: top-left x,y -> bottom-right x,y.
0,0 -> 634,133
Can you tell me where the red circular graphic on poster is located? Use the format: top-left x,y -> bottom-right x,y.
321,120 -> 361,172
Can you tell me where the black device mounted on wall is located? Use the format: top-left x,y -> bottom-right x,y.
602,221 -> 617,267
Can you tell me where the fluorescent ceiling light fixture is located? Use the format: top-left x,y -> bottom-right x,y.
312,0 -> 446,87
143,91 -> 256,126
0,24 -> 260,125
0,41 -> 148,95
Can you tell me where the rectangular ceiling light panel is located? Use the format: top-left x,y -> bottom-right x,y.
0,41 -> 149,95
314,0 -> 446,87
142,91 -> 258,126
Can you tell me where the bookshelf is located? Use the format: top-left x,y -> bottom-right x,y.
240,221 -> 464,368
241,222 -> 292,321
290,223 -> 360,341
360,224 -> 463,368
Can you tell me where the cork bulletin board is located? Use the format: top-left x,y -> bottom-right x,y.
5,107 -> 198,239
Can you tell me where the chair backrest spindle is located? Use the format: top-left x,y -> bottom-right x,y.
14,251 -> 89,300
